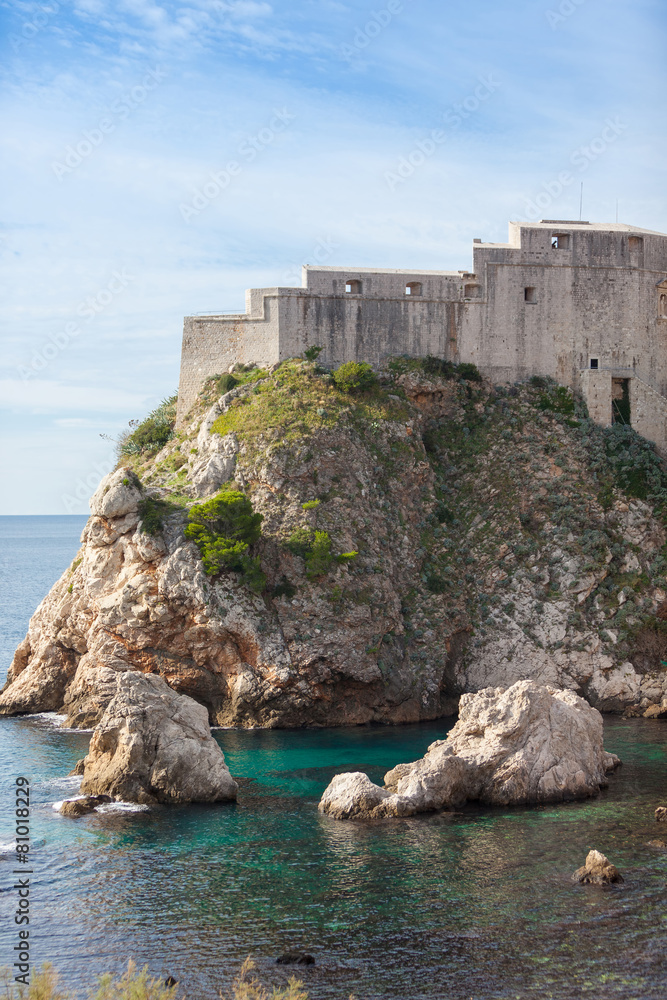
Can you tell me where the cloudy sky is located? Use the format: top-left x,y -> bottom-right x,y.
1,0 -> 665,513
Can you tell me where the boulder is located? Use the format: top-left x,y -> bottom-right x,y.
79,672 -> 238,805
89,468 -> 142,519
572,849 -> 624,884
655,806 -> 667,822
59,795 -> 112,818
319,681 -> 620,821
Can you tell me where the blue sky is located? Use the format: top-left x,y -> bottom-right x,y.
1,0 -> 666,513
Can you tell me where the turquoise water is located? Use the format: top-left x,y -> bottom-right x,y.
1,518 -> 667,999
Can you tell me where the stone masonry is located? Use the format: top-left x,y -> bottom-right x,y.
177,220 -> 667,451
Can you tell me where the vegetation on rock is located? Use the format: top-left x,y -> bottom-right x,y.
184,489 -> 265,591
118,396 -> 177,458
332,360 -> 377,393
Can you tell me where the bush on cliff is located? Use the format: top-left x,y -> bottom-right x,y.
184,490 -> 266,591
118,396 -> 177,458
333,361 -> 377,393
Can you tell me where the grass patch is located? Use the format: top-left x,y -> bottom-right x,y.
210,361 -> 409,453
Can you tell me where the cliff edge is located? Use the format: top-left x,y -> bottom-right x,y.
3,358 -> 667,728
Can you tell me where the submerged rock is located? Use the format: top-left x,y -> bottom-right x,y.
59,795 -> 112,818
319,681 -> 620,820
79,672 -> 238,805
572,849 -> 624,885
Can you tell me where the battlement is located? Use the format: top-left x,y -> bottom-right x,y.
177,220 -> 667,453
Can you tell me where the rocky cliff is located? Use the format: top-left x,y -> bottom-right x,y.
3,358 -> 667,728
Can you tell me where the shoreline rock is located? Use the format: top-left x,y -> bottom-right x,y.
58,795 -> 112,818
79,671 -> 238,805
572,849 -> 624,885
319,681 -> 621,821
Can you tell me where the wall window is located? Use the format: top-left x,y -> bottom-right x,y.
405,282 -> 422,296
660,293 -> 667,319
628,236 -> 644,252
345,280 -> 362,294
590,358 -> 599,370
524,287 -> 537,303
551,233 -> 571,250
464,283 -> 481,298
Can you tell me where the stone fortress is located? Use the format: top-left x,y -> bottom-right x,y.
177,220 -> 667,452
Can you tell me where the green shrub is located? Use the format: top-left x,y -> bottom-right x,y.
285,527 -> 315,558
426,573 -> 447,594
118,396 -> 177,457
305,531 -> 334,578
336,550 -> 358,564
184,490 -> 265,591
217,373 -> 239,395
138,497 -> 173,536
538,385 -> 575,417
456,362 -> 482,382
301,500 -> 321,510
303,345 -> 324,362
422,355 -> 456,378
333,361 -> 377,393
271,577 -> 297,599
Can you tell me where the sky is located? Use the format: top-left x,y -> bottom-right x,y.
1,0 -> 666,514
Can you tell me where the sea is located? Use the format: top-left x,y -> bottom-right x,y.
0,515 -> 666,999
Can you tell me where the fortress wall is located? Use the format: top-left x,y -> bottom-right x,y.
176,296 -> 281,423
278,289 -> 463,368
630,378 -> 667,455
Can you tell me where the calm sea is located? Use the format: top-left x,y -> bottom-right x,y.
1,516 -> 666,999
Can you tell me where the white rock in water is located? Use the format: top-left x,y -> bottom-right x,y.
319,680 -> 621,820
80,671 -> 238,805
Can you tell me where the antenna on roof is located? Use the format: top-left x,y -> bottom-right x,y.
579,182 -> 583,221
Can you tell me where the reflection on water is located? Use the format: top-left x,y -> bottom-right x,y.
0,714 -> 666,999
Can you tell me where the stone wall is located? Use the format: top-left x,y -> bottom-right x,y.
177,221 -> 667,453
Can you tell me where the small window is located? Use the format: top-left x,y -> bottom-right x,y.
345,280 -> 362,294
405,282 -> 422,296
590,358 -> 599,370
660,293 -> 667,319
551,233 -> 571,250
629,236 -> 643,252
464,283 -> 481,299
524,287 -> 537,303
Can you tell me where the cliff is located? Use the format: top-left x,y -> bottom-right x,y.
3,358 -> 667,728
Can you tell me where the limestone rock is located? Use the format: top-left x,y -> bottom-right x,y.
59,795 -> 112,817
655,806 -> 667,822
4,373 -> 667,731
318,772 -> 411,821
90,468 -> 142,518
572,849 -> 624,884
79,672 -> 238,805
319,681 -> 619,820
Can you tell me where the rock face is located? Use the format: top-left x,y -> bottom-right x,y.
58,795 -> 112,817
319,681 -> 620,820
2,365 -> 667,730
573,849 -> 624,884
79,672 -> 238,805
